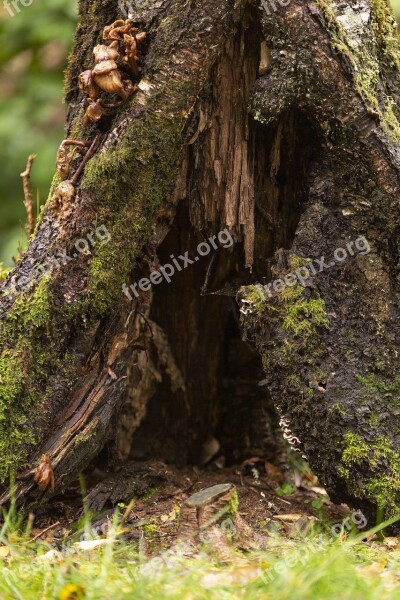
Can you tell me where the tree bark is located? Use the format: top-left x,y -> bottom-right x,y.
0,0 -> 399,519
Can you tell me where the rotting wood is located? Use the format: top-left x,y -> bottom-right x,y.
0,1 -> 399,520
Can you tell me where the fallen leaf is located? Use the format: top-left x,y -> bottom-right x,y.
34,454 -> 55,493
274,514 -> 302,523
310,486 -> 328,496
288,516 -> 318,538
37,549 -> 63,563
73,539 -> 114,551
160,505 -> 180,523
384,537 -> 398,549
0,546 -> 10,559
265,462 -> 283,484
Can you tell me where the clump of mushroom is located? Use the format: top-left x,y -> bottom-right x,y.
79,19 -> 146,125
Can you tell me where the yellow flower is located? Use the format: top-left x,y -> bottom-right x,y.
59,584 -> 85,600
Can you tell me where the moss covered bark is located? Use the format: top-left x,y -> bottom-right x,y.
0,0 -> 249,495
0,0 -> 399,517
242,0 -> 400,518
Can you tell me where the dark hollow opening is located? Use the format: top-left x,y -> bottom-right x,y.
126,106 -> 318,468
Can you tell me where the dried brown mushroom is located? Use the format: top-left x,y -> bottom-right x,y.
103,19 -> 137,41
56,140 -> 91,180
78,69 -> 99,100
49,181 -> 76,215
78,19 -> 147,125
83,99 -> 107,125
123,34 -> 140,76
34,454 -> 55,493
92,45 -> 124,95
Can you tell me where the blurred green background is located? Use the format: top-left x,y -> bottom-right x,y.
0,1 -> 399,270
0,0 -> 77,269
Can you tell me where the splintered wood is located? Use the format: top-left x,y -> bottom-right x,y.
187,27 -> 261,268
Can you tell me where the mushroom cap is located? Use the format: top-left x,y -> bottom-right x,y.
93,69 -> 124,94
92,59 -> 119,77
85,99 -> 105,123
93,44 -> 120,63
78,69 -> 99,99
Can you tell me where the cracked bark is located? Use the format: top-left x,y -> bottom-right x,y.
0,0 -> 399,518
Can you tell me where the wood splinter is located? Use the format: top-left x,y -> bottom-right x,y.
20,153 -> 37,236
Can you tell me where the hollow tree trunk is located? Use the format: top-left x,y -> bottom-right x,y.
0,0 -> 399,518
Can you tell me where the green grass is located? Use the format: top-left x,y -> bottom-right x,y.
1,534 -> 400,599
0,513 -> 400,599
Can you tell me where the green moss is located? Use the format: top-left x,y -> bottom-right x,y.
331,403 -> 348,418
228,490 -> 239,517
73,421 -> 98,447
342,433 -> 370,466
280,286 -> 329,338
141,488 -> 160,504
0,276 -> 77,479
7,276 -> 52,335
141,521 -> 158,535
369,413 -> 380,428
241,276 -> 329,341
81,112 -> 184,317
357,373 -> 400,406
370,0 -> 400,71
287,255 -> 311,270
0,263 -> 11,282
241,285 -> 267,315
240,255 -> 329,416
0,350 -> 35,478
314,0 -> 400,141
340,433 -> 400,515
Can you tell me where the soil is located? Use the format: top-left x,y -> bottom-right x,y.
29,458 -> 353,550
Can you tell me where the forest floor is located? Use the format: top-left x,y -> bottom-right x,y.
0,458 -> 399,599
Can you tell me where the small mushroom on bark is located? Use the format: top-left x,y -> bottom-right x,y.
123,34 -> 140,76
78,69 -> 99,100
83,99 -> 108,125
34,454 -> 55,493
92,45 -> 126,96
103,19 -> 137,41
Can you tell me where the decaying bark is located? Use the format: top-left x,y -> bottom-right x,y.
0,0 -> 399,520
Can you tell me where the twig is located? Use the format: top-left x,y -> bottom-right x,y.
31,520 -> 60,542
61,140 -> 91,149
20,154 -> 37,236
70,134 -> 101,186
